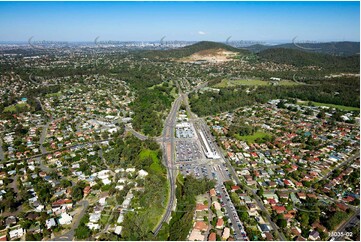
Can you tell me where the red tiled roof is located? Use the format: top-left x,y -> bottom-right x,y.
231,186 -> 240,191
311,222 -> 327,232
216,218 -> 224,227
283,213 -> 294,219
84,186 -> 91,194
297,192 -> 306,199
336,203 -> 348,211
283,179 -> 291,185
307,193 -> 317,199
251,152 -> 258,157
265,232 -> 273,241
194,221 -> 208,231
196,203 -> 208,211
208,232 -> 216,241
343,196 -> 355,203
273,205 -> 286,213
291,228 -> 301,236
267,198 -> 277,205
52,199 -> 72,207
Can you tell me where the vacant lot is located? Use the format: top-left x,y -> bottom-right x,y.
179,48 -> 240,63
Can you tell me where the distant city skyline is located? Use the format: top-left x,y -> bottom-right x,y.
0,1 -> 359,42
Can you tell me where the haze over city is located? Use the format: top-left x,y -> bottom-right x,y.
0,1 -> 360,42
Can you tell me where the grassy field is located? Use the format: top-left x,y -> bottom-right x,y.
45,92 -> 62,98
214,79 -> 299,88
170,87 -> 178,98
139,149 -> 158,160
152,181 -> 170,232
139,149 -> 170,233
215,79 -> 266,87
139,149 -> 164,174
278,80 -> 300,86
3,103 -> 28,113
298,101 -> 360,111
234,131 -> 270,143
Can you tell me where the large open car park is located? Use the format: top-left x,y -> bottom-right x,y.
175,140 -> 202,162
179,163 -> 213,180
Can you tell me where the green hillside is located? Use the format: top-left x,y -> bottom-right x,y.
257,48 -> 359,72
246,41 -> 360,56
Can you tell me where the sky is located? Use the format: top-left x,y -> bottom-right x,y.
0,1 -> 359,43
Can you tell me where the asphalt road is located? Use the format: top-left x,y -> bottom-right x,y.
334,209 -> 360,241
316,151 -> 360,184
0,136 -> 4,161
155,80 -> 206,235
216,182 -> 245,240
222,153 -> 286,241
153,95 -> 182,235
124,126 -> 148,141
0,139 -> 110,165
39,120 -> 51,154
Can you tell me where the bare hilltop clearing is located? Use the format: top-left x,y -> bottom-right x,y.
178,48 -> 240,63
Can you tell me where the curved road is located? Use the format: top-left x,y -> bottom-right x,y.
153,95 -> 182,235
124,126 -> 148,141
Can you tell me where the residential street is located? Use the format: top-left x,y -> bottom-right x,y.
0,136 -> 4,161
52,200 -> 89,241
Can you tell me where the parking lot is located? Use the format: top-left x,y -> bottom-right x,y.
217,184 -> 247,240
175,140 -> 202,162
179,163 -> 214,180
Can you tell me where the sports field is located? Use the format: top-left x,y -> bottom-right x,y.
214,79 -> 299,88
298,101 -> 360,111
234,131 -> 271,143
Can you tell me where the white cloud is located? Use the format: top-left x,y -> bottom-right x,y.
198,31 -> 206,35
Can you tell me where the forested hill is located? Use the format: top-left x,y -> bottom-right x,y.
246,41 -> 360,56
258,48 -> 360,72
141,41 -> 250,59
